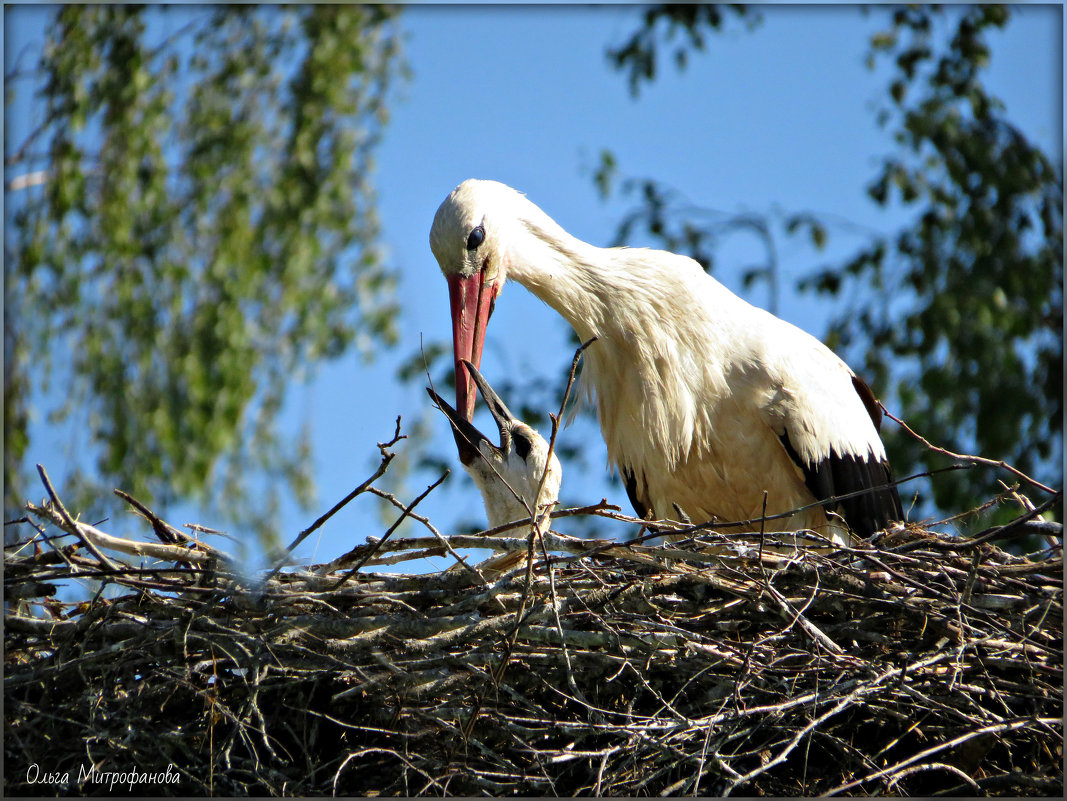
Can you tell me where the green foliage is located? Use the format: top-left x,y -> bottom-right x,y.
4,5 -> 405,542
607,4 -> 760,95
601,5 -> 1061,524
832,5 -> 1062,520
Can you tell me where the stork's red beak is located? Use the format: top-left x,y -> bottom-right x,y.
447,271 -> 498,420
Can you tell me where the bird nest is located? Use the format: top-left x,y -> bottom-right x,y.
4,458 -> 1063,797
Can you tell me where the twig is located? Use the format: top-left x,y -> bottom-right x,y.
881,405 -> 1058,496
24,504 -> 219,566
884,761 -> 981,794
264,417 -> 406,583
330,470 -> 449,591
114,489 -> 186,545
763,573 -> 843,655
32,465 -> 121,573
533,336 -> 597,514
999,479 -> 1061,550
363,486 -> 494,588
757,490 -> 768,579
825,717 -> 1057,796
926,494 -> 1062,551
514,342 -> 599,723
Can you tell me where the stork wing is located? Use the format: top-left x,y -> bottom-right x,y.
776,373 -> 903,540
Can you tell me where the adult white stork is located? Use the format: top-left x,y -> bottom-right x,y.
430,179 -> 903,543
427,360 -> 561,532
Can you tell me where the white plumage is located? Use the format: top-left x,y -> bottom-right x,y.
430,179 -> 902,543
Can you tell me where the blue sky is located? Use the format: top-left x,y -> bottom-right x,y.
5,4 -> 1061,574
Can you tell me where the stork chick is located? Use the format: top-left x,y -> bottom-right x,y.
427,360 -> 561,537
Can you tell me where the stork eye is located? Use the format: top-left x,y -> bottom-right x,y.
466,225 -> 485,251
513,430 -> 532,461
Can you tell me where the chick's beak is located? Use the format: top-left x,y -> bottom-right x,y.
427,360 -> 518,468
459,359 -> 519,446
426,386 -> 494,467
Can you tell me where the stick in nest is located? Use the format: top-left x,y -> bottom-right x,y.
261,417 -> 411,585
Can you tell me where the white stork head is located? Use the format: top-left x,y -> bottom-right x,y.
430,179 -> 591,421
427,360 -> 561,530
430,180 -> 517,422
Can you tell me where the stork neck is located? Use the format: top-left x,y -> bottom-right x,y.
505,216 -> 613,342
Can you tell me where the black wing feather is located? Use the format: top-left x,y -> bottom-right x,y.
779,432 -> 903,540
622,466 -> 651,521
